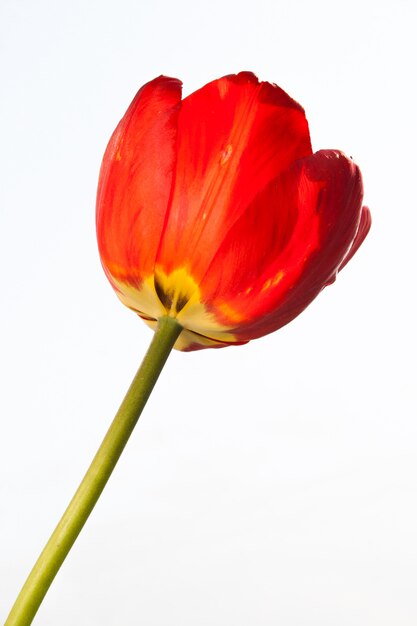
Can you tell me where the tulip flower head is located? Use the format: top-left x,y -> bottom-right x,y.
97,72 -> 370,351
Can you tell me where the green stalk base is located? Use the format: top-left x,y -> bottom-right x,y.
4,316 -> 182,626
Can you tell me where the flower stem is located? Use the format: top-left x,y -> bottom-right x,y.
4,315 -> 182,626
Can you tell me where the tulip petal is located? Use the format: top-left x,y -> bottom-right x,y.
155,72 -> 312,283
199,150 -> 365,341
96,76 -> 182,286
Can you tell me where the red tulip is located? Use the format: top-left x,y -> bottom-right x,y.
97,72 -> 370,351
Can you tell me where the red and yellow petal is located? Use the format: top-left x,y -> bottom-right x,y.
155,72 -> 312,283
96,76 -> 181,288
205,150 -> 364,342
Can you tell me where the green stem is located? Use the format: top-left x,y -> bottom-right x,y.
4,315 -> 182,626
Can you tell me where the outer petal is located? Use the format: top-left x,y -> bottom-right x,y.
155,72 -> 312,283
199,151 -> 365,341
96,76 -> 182,286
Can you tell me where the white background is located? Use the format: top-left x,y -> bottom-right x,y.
1,1 -> 416,624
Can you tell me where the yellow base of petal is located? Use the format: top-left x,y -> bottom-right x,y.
109,268 -> 239,350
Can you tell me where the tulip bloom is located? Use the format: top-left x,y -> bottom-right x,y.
97,72 -> 370,351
